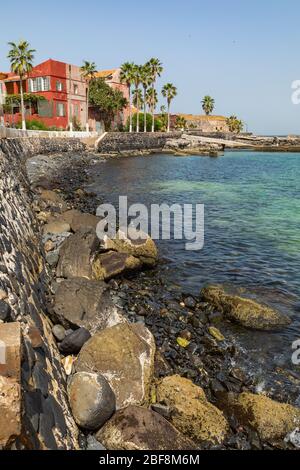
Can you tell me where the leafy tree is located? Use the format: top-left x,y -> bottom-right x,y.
226,115 -> 243,133
89,78 -> 128,131
7,40 -> 35,130
202,95 -> 215,115
126,112 -> 162,132
147,58 -> 163,132
80,60 -> 97,131
120,62 -> 135,132
159,105 -> 168,132
162,83 -> 177,132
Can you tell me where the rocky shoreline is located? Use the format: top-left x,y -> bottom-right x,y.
23,149 -> 300,451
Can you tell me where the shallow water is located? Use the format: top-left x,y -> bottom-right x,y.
86,151 -> 300,373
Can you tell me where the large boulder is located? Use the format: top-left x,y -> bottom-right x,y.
156,375 -> 229,446
201,285 -> 291,331
50,209 -> 101,233
56,228 -> 100,280
96,406 -> 197,450
92,251 -> 142,281
53,278 -> 125,333
75,323 -> 155,409
220,392 -> 300,442
68,372 -> 115,431
103,229 -> 158,267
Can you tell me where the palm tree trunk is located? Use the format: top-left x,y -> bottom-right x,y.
129,86 -> 132,133
167,101 -> 171,133
151,85 -> 155,133
143,87 -> 147,133
20,77 -> 26,131
136,91 -> 139,133
86,84 -> 89,132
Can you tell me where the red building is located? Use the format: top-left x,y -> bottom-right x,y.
0,59 -> 88,129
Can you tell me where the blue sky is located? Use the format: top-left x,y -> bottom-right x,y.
1,0 -> 300,134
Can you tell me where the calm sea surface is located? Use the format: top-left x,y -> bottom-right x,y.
86,151 -> 300,371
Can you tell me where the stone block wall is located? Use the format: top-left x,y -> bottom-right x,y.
0,138 -> 85,449
97,132 -> 182,154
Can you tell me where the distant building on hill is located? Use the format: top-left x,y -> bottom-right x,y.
170,114 -> 230,132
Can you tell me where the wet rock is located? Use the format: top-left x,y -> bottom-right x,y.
92,251 -> 142,281
43,221 -> 71,235
103,228 -> 158,267
96,405 -> 197,450
0,300 -> 10,321
52,324 -> 66,342
59,328 -> 91,355
68,372 -> 115,431
56,228 -> 100,280
156,375 -> 229,445
220,392 -> 300,442
201,285 -> 291,331
76,323 -> 155,408
183,296 -> 196,309
208,326 -> 225,342
53,278 -> 125,333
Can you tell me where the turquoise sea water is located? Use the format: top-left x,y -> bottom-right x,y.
87,151 -> 300,370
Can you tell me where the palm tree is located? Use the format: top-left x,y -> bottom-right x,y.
132,89 -> 144,109
120,62 -> 135,133
7,40 -> 35,130
140,64 -> 152,132
202,95 -> 215,115
132,65 -> 142,132
146,87 -> 158,114
80,61 -> 97,132
147,58 -> 163,132
162,83 -> 177,132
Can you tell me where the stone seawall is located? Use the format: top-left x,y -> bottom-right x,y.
0,138 -> 85,449
97,132 -> 182,154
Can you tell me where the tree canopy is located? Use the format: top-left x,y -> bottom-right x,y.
89,78 -> 128,130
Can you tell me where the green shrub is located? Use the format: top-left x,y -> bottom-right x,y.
16,119 -> 49,131
126,113 -> 162,132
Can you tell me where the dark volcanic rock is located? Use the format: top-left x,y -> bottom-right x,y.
59,327 -> 91,355
0,300 -> 11,321
68,372 -> 115,431
53,277 -> 125,333
56,228 -> 100,280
